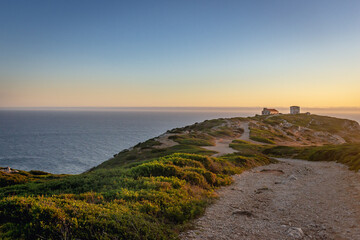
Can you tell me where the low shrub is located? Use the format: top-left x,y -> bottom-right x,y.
0,170 -> 67,188
265,144 -> 360,171
169,133 -> 215,146
0,153 -> 271,239
250,136 -> 275,144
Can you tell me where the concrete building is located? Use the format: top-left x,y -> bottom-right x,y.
290,106 -> 300,114
262,108 -> 279,115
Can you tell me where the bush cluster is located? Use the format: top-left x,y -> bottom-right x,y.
264,144 -> 360,171
0,170 -> 66,188
0,153 -> 271,239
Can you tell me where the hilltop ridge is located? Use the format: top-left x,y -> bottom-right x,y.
1,113 -> 359,239
93,114 -> 360,171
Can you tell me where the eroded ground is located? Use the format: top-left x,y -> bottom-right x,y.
181,158 -> 360,240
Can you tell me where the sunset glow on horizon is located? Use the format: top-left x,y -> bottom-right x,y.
1,0 -> 360,108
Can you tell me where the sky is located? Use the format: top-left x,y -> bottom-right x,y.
1,0 -> 359,108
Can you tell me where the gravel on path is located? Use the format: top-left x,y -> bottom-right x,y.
180,158 -> 360,240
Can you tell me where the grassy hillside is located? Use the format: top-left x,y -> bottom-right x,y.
93,139 -> 216,170
0,169 -> 68,188
94,114 -> 360,172
92,118 -> 244,171
248,114 -> 360,145
264,144 -> 360,172
263,114 -> 358,134
0,153 -> 272,239
1,114 -> 359,239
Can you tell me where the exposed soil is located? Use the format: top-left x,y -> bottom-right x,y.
180,158 -> 360,240
203,122 -> 266,157
238,122 -> 260,144
154,133 -> 178,148
202,139 -> 238,157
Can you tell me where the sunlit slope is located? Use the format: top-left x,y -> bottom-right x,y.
94,114 -> 360,171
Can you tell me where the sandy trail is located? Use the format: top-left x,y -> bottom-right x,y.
238,121 -> 270,145
202,139 -> 237,157
203,122 -> 263,157
154,133 -> 178,149
181,158 -> 360,240
238,122 -> 252,142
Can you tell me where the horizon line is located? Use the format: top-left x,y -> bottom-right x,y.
1,106 -> 360,111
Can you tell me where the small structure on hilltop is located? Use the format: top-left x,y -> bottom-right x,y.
262,108 -> 279,115
290,106 -> 300,114
0,167 -> 18,174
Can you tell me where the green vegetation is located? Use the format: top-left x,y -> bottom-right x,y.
92,141 -> 216,171
1,114 -> 359,239
169,119 -> 243,138
250,136 -> 276,144
229,140 -> 267,156
249,128 -> 276,144
93,118 -> 244,171
264,114 -> 349,133
0,170 -> 67,188
264,144 -> 360,172
169,132 -> 215,146
0,153 -> 272,239
251,114 -> 360,143
209,126 -> 238,138
168,119 -> 226,133
133,138 -> 162,149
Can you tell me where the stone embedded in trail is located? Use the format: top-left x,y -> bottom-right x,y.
260,169 -> 285,174
288,175 -> 297,180
255,187 -> 270,194
287,227 -> 304,239
232,210 -> 254,217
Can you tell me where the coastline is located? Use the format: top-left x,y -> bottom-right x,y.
1,113 -> 360,239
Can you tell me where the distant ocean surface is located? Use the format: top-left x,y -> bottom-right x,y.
1,108 -> 359,174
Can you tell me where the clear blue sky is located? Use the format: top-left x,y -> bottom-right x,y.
1,0 -> 360,107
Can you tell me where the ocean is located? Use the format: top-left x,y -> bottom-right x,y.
1,108 -> 359,174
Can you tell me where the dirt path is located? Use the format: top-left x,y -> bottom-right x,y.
238,122 -> 252,142
202,139 -> 237,157
181,158 -> 360,240
203,122 -> 264,157
238,122 -> 270,145
154,133 -> 178,148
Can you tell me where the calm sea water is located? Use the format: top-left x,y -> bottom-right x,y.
1,109 -> 359,174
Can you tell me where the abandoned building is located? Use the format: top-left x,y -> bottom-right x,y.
290,106 -> 300,114
262,108 -> 279,115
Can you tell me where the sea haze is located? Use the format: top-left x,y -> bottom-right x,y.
0,108 -> 359,174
